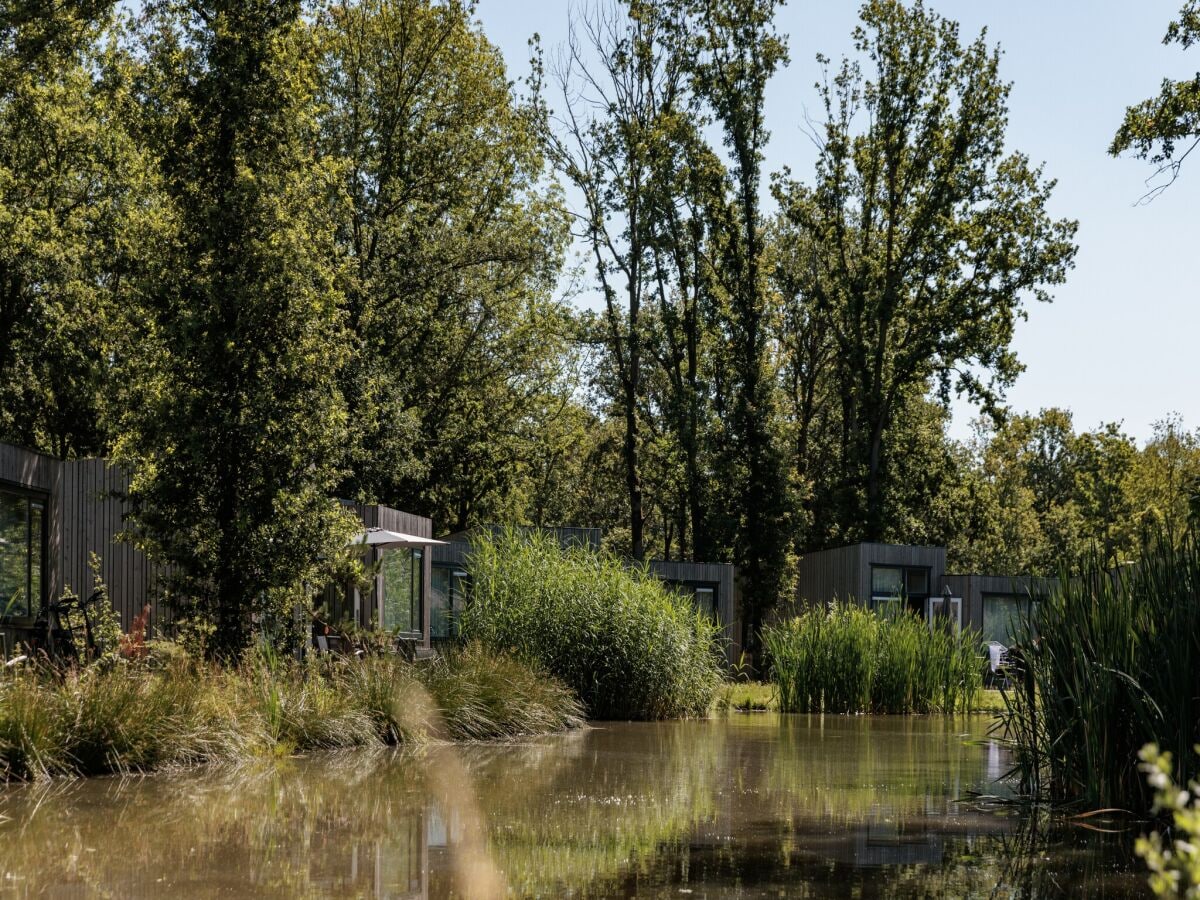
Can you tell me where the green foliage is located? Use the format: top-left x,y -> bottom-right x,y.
0,642 -> 582,781
422,642 -> 585,740
997,532 -> 1200,808
948,412 -> 1200,577
713,680 -> 775,711
675,0 -> 796,650
762,602 -> 982,715
1137,743 -> 1200,898
319,0 -> 571,529
1111,1 -> 1200,193
114,1 -> 358,656
547,0 -> 795,644
772,0 -> 1078,543
0,3 -> 147,457
459,528 -> 723,719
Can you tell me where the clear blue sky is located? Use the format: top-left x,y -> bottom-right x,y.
475,0 -> 1199,445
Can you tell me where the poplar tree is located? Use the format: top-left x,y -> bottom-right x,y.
318,0 -> 570,531
673,0 -> 795,655
117,0 -> 356,655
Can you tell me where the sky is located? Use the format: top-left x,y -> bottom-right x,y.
474,0 -> 1200,446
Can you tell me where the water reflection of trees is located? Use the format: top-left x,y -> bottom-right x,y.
462,722 -> 725,895
0,717 -> 1152,898
0,752 -> 437,897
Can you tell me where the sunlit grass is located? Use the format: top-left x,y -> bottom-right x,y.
0,642 -> 583,781
714,681 -> 776,711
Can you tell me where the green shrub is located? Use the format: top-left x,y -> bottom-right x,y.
762,601 -> 982,715
459,528 -> 723,720
997,532 -> 1200,808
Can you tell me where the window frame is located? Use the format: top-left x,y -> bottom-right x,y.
378,546 -> 424,640
0,481 -> 48,624
869,563 -> 931,613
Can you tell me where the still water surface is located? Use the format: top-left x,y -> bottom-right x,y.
0,715 -> 1148,898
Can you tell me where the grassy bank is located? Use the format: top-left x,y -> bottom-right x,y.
0,642 -> 583,781
763,602 -> 982,715
713,681 -> 1005,714
997,532 -> 1200,809
460,529 -> 723,720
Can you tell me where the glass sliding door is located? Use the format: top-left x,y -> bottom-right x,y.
380,547 -> 423,638
981,593 -> 1036,646
0,489 -> 45,621
430,567 -> 467,640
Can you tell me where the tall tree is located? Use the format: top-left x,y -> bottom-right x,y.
545,0 -> 693,561
1111,1 -> 1200,193
774,0 -> 1077,542
1130,414 -> 1200,543
643,68 -> 726,564
319,0 -> 569,531
0,2 -> 140,457
1073,422 -> 1139,567
117,0 -> 356,656
673,0 -> 794,655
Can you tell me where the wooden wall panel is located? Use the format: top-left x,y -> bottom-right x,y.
648,559 -> 740,666
58,459 -> 160,632
796,544 -> 861,607
797,543 -> 952,611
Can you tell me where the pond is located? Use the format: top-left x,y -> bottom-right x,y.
0,714 -> 1148,898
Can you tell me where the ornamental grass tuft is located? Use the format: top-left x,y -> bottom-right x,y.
996,531 -> 1200,810
0,642 -> 582,781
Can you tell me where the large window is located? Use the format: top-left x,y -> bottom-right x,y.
380,547 -> 423,637
982,593 -> 1036,646
0,489 -> 44,620
430,567 -> 467,640
870,565 -> 930,615
666,581 -> 720,620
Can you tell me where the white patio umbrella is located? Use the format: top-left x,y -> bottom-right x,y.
351,527 -> 445,550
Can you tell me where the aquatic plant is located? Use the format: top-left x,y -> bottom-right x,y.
0,643 -> 582,781
459,528 -> 723,720
997,532 -> 1200,809
762,601 -> 982,714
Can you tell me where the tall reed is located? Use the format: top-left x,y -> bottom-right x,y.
459,528 -> 724,720
996,531 -> 1200,809
763,601 -> 982,715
